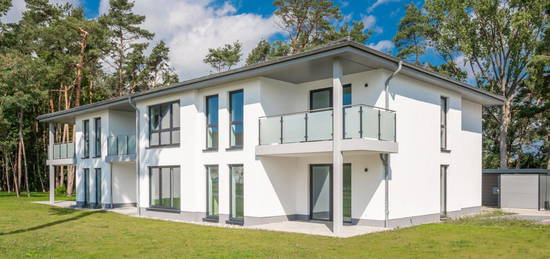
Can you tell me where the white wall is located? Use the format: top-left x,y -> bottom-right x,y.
112,162 -> 137,204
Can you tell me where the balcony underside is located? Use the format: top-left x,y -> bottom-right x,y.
255,139 -> 398,157
46,158 -> 76,166
106,154 -> 136,163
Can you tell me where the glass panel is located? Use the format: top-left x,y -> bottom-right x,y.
362,108 -> 379,139
171,130 -> 180,145
343,164 -> 352,222
207,166 -> 219,217
172,168 -> 180,209
231,166 -> 244,219
95,118 -> 101,157
127,135 -> 136,155
95,169 -> 102,205
259,117 -> 281,145
207,126 -> 218,148
161,168 -> 171,208
311,89 -> 331,109
160,131 -> 171,146
150,168 -> 161,207
207,96 -> 218,125
108,137 -> 116,155
343,85 -> 352,106
84,169 -> 89,206
150,132 -> 159,146
282,113 -> 305,143
150,106 -> 160,131
230,91 -> 243,122
60,143 -> 67,159
380,110 -> 395,141
160,103 -> 171,129
306,110 -> 332,141
230,123 -> 243,147
53,144 -> 60,159
311,165 -> 331,220
440,166 -> 447,216
344,106 -> 361,139
172,102 -> 180,128
68,143 -> 75,158
117,135 -> 128,155
546,175 -> 550,210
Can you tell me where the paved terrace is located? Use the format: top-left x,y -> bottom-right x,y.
34,201 -> 389,238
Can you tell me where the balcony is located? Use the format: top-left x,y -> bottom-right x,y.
256,104 -> 398,157
47,142 -> 75,165
106,135 -> 136,162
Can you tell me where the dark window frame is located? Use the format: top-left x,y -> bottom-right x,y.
205,95 -> 219,150
93,117 -> 101,158
148,101 -> 180,148
95,168 -> 102,208
83,120 -> 90,158
148,166 -> 181,211
205,165 -> 219,221
229,90 -> 244,149
309,164 -> 333,221
228,164 -> 244,224
309,84 -> 352,110
83,168 -> 90,207
440,96 -> 449,151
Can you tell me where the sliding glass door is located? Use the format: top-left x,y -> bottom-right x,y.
83,169 -> 90,207
310,164 -> 332,221
206,166 -> 219,219
230,165 -> 244,222
95,168 -> 102,208
343,164 -> 351,223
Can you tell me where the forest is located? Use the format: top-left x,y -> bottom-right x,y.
0,0 -> 548,197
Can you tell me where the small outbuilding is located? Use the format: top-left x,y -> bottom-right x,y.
482,169 -> 550,210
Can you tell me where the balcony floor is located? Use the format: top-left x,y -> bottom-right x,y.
255,139 -> 398,157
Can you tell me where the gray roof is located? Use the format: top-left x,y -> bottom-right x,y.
483,169 -> 550,174
37,39 -> 505,122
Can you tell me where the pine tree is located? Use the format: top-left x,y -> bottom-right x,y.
246,39 -> 271,65
203,41 -> 242,73
393,3 -> 430,65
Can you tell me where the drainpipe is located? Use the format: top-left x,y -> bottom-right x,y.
380,61 -> 403,228
128,96 -> 140,216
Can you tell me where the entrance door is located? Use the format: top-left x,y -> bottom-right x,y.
83,169 -> 90,207
440,165 -> 448,218
310,164 -> 332,221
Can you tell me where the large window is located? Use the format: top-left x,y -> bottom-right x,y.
94,117 -> 101,157
83,120 -> 90,158
149,166 -> 180,210
206,165 -> 219,219
309,84 -> 352,110
229,90 -> 243,148
206,95 -> 219,149
440,97 -> 448,150
149,101 -> 180,147
95,168 -> 102,207
229,165 -> 244,222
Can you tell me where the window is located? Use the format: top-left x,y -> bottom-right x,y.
343,84 -> 352,106
229,165 -> 244,222
440,97 -> 448,150
206,95 -> 219,149
310,84 -> 351,109
149,101 -> 180,147
83,120 -> 90,158
229,90 -> 244,148
94,118 -> 101,157
83,168 -> 90,206
206,165 -> 219,219
440,165 -> 448,218
149,166 -> 180,210
95,168 -> 102,207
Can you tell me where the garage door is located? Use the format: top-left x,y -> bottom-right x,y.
500,174 -> 539,209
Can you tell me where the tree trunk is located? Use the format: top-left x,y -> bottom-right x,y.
499,99 -> 511,169
15,139 -> 21,197
66,165 -> 75,196
4,154 -> 11,192
19,112 -> 30,197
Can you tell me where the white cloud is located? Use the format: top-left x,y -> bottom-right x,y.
360,14 -> 382,33
1,0 -> 80,23
100,0 -> 282,79
367,0 -> 401,13
454,54 -> 477,84
368,40 -> 394,52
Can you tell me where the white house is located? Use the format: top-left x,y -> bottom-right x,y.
38,39 -> 504,234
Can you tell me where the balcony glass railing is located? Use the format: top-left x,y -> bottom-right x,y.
108,135 -> 136,156
259,105 -> 396,145
51,142 -> 75,159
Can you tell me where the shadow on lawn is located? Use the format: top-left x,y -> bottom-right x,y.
0,209 -> 104,236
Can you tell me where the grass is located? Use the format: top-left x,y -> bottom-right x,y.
1,192 -> 550,258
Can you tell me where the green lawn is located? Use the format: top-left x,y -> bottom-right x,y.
1,192 -> 549,258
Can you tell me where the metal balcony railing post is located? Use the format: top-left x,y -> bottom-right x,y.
359,106 -> 363,138
280,116 -> 283,144
304,112 -> 308,142
378,110 -> 381,140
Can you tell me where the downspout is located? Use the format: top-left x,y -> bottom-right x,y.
128,96 -> 140,216
380,61 -> 402,228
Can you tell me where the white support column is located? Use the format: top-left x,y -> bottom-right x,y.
332,58 -> 343,234
48,123 -> 55,204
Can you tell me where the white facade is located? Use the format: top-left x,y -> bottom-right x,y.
43,41 -> 500,232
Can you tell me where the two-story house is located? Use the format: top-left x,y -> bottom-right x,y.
38,39 -> 504,234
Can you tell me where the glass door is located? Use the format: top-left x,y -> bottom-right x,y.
95,169 -> 102,208
440,166 -> 447,218
310,164 -> 332,221
206,166 -> 219,219
343,164 -> 352,223
83,169 -> 89,207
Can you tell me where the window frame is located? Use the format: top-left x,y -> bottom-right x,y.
148,101 -> 180,148
93,117 -> 101,158
205,94 -> 219,150
205,165 -> 219,220
148,166 -> 181,211
228,164 -> 244,224
440,96 -> 449,151
309,84 -> 352,110
228,89 -> 244,149
94,168 -> 102,207
82,120 -> 90,158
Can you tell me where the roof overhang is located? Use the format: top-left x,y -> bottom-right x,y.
37,40 -> 505,123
